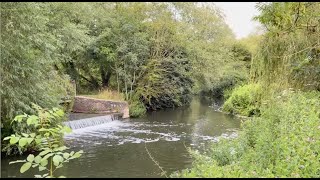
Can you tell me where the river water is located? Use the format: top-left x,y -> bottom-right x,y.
1,97 -> 241,178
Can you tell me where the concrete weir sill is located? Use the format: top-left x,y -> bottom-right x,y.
71,96 -> 129,119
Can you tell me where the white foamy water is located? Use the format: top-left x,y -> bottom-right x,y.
64,117 -> 238,148
63,114 -> 121,130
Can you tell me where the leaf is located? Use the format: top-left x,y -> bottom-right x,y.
63,153 -> 70,159
34,175 -> 42,178
35,138 -> 42,145
70,151 -> 75,156
20,162 -> 32,173
42,153 -> 54,160
26,138 -> 33,144
58,176 -> 66,178
39,166 -> 46,171
14,115 -> 27,122
27,115 -> 38,125
55,109 -> 64,117
19,138 -> 28,147
39,149 -> 52,156
54,146 -> 67,151
3,137 -> 11,140
40,159 -> 48,167
70,151 -> 83,159
52,144 -> 59,148
27,154 -> 34,162
10,136 -> 19,145
53,155 -> 63,166
30,133 -> 36,138
38,128 -> 48,132
34,155 -> 42,163
22,133 -> 29,137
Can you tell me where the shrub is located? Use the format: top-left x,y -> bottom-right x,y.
129,95 -> 147,118
173,91 -> 320,178
1,104 -> 66,155
222,83 -> 262,116
2,105 -> 83,178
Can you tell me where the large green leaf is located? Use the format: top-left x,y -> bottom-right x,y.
20,162 -> 32,173
19,138 -> 28,147
53,155 -> 64,166
10,137 -> 19,145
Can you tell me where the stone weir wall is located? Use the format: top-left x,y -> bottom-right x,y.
72,96 -> 129,118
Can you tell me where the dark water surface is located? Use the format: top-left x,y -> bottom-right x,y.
1,97 -> 241,178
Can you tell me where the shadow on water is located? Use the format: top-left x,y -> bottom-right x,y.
1,97 -> 241,178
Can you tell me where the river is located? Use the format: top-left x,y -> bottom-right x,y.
1,97 -> 241,178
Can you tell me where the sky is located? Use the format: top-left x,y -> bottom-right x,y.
214,2 -> 261,39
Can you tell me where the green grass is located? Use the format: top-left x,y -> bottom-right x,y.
172,91 -> 320,178
81,89 -> 125,101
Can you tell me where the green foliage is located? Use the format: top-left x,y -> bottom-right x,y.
3,106 -> 83,178
173,91 -> 320,178
136,57 -> 193,110
129,95 -> 147,118
177,2 -> 320,178
231,43 -> 252,62
2,104 -> 67,155
0,2 -> 78,139
223,83 -> 262,116
251,2 -> 320,91
43,2 -> 239,111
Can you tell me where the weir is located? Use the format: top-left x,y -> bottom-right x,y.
63,113 -> 122,130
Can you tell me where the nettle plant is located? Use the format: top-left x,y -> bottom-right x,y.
3,104 -> 83,178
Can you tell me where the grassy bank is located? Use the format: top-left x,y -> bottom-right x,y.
172,91 -> 320,177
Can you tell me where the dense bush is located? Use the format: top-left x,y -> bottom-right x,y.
129,95 -> 147,118
2,106 -> 83,178
222,83 -> 262,116
173,91 -> 320,178
2,104 -> 67,156
0,2 -> 80,140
